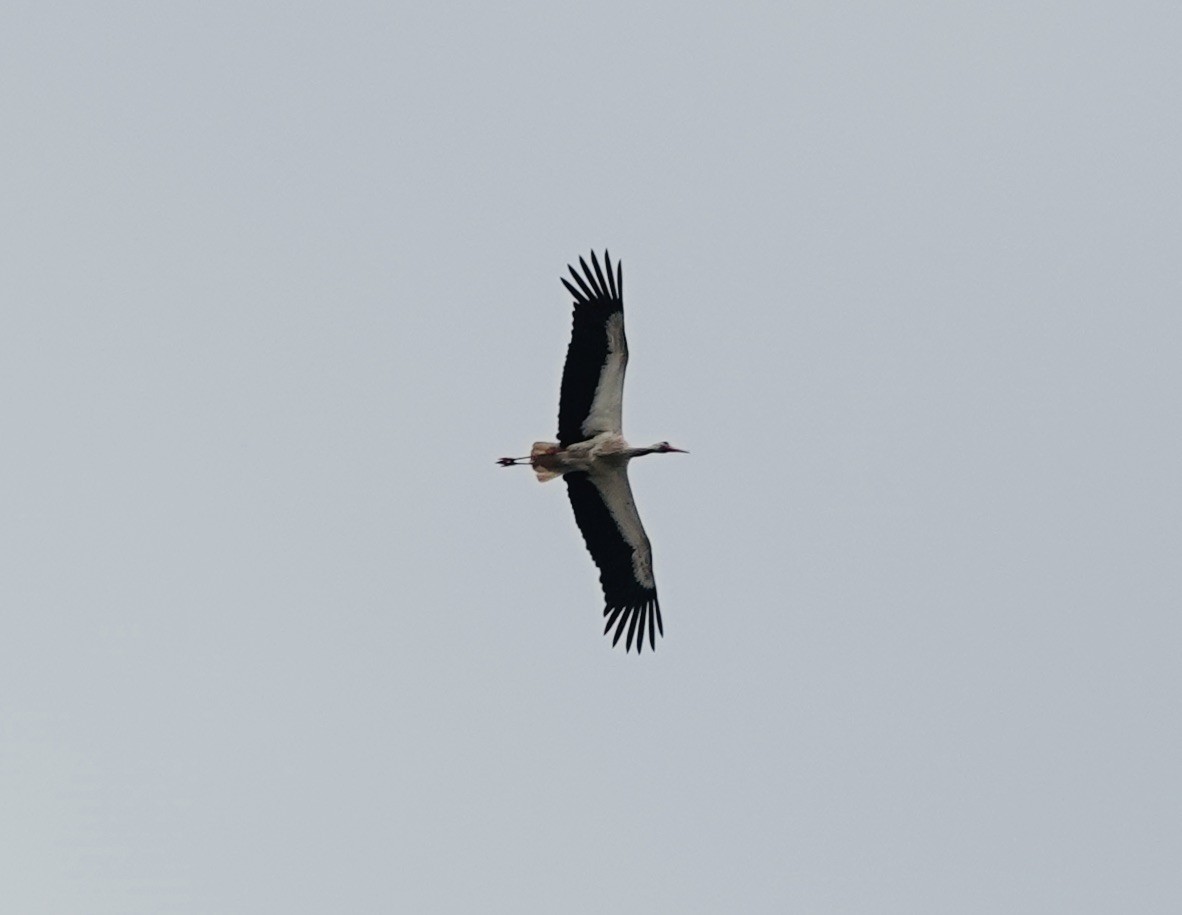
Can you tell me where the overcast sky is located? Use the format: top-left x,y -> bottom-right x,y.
3,3 -> 1181,913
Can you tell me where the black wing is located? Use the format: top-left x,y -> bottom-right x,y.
565,469 -> 663,653
558,250 -> 626,447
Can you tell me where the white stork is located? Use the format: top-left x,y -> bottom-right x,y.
498,251 -> 686,653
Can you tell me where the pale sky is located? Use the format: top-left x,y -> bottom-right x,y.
3,3 -> 1180,913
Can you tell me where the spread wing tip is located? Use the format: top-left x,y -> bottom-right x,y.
603,598 -> 662,653
563,250 -> 622,307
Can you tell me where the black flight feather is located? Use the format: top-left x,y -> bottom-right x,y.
565,470 -> 661,653
557,250 -> 626,448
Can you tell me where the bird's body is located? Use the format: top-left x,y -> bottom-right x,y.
499,251 -> 686,653
522,432 -> 668,478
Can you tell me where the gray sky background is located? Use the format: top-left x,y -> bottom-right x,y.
3,3 -> 1180,913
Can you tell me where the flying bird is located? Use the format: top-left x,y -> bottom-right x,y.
498,251 -> 686,652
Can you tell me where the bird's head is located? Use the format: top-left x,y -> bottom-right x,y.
654,441 -> 688,454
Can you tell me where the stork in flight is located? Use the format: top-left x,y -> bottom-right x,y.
498,251 -> 686,653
